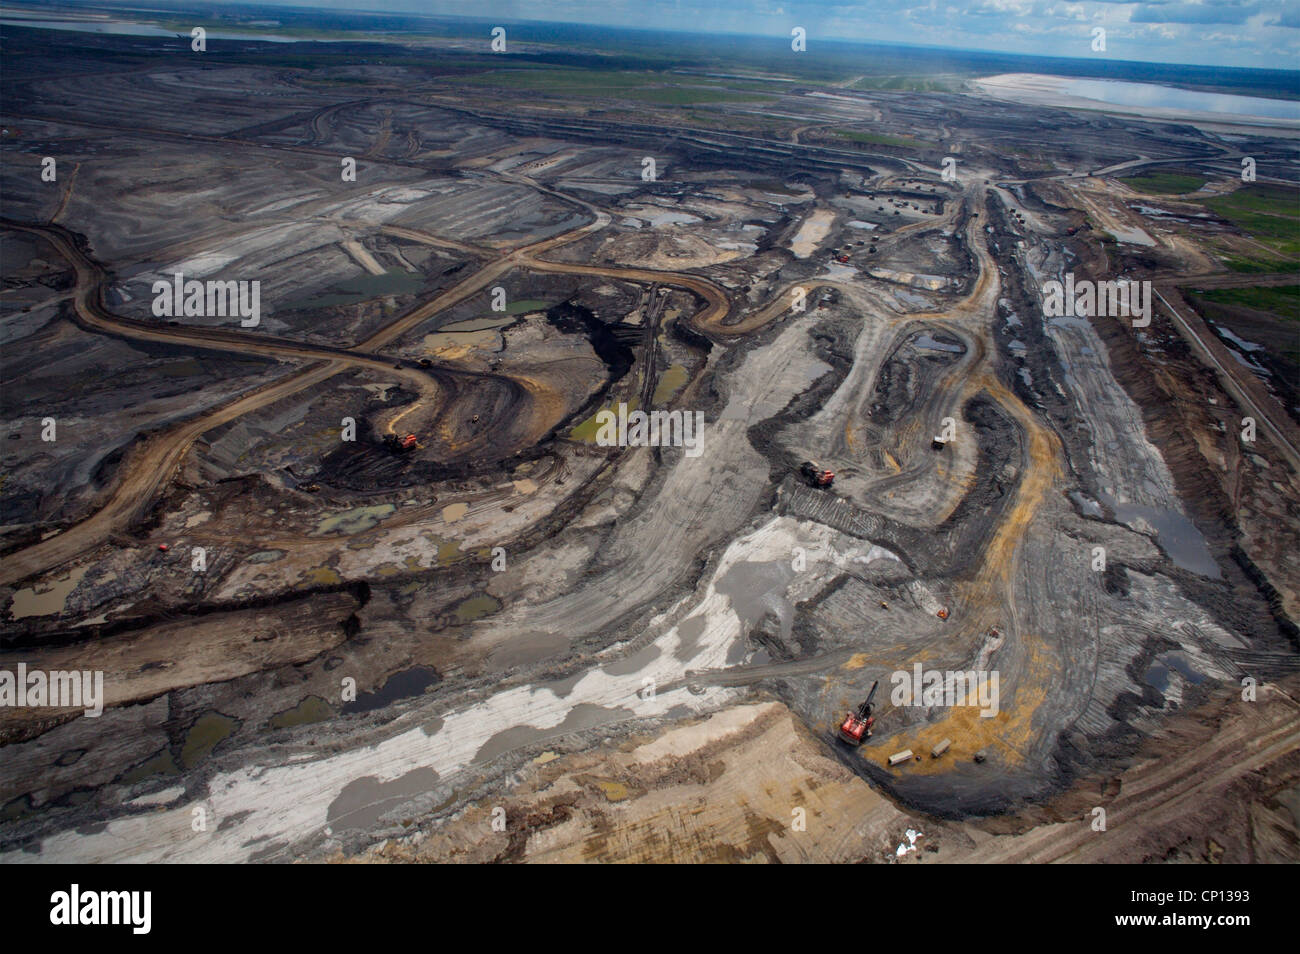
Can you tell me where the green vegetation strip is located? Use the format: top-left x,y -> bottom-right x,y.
1223,258 -> 1300,275
1191,285 -> 1300,323
1204,184 -> 1300,258
1119,171 -> 1207,195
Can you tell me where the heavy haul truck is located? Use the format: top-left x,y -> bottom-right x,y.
383,433 -> 419,452
800,460 -> 834,488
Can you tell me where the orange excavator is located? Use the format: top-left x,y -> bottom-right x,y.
838,680 -> 879,746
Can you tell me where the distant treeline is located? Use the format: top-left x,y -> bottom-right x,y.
5,0 -> 1299,99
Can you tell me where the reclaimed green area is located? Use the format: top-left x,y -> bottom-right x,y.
1204,184 -> 1300,258
1223,257 -> 1300,274
1191,285 -> 1300,323
1118,171 -> 1207,194
1207,183 -> 1300,216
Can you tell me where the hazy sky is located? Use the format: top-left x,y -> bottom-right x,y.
252,0 -> 1299,68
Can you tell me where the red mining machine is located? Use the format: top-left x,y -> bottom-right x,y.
838,680 -> 879,746
384,432 -> 419,452
800,460 -> 834,488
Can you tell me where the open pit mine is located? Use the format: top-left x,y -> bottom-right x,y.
1,9 -> 1298,868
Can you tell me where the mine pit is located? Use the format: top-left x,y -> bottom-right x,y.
1,19 -> 1297,869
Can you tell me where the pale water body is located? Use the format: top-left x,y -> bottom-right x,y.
1145,650 -> 1205,694
1,17 -> 317,43
914,334 -> 965,353
715,560 -> 796,664
1059,78 -> 1300,121
1068,490 -> 1104,518
1214,325 -> 1263,352
1097,491 -> 1221,579
341,666 -> 441,715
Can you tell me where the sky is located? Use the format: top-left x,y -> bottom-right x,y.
245,0 -> 1300,68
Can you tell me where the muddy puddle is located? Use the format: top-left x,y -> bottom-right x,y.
453,594 -> 501,622
326,766 -> 441,833
269,695 -> 333,729
1145,651 -> 1206,693
9,565 -> 89,618
1068,490 -> 1104,518
570,398 -> 639,442
1098,491 -> 1221,579
789,208 -> 835,258
716,560 -> 796,662
181,712 -> 239,769
470,702 -> 631,766
342,666 -> 441,715
119,749 -> 181,786
652,364 -> 688,405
